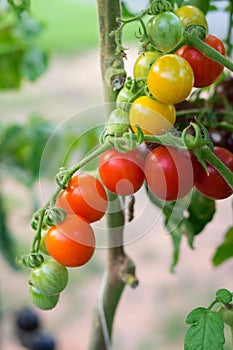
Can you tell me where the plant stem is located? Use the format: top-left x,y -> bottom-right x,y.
201,146 -> 233,189
89,1 -> 138,349
184,29 -> 233,72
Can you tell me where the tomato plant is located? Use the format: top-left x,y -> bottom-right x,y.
45,214 -> 95,267
176,35 -> 226,87
98,148 -> 145,196
30,258 -> 68,295
146,11 -> 183,53
133,51 -> 162,80
56,173 -> 108,223
175,5 -> 208,31
144,146 -> 196,201
195,147 -> 233,200
129,95 -> 176,135
147,54 -> 194,104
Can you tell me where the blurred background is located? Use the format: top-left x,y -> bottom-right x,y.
0,1 -> 233,349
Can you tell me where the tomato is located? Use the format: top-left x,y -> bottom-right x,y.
107,108 -> 130,134
29,285 -> 60,311
116,86 -> 135,111
147,54 -> 194,104
146,12 -> 183,53
133,51 -> 162,80
45,214 -> 95,267
56,173 -> 108,223
98,148 -> 145,196
195,147 -> 233,200
30,258 -> 68,295
181,1 -> 210,14
175,5 -> 208,31
176,35 -> 225,88
129,95 -> 176,135
144,146 -> 196,201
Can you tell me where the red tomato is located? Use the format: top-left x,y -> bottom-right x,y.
195,147 -> 233,200
56,173 -> 108,223
45,214 -> 95,267
98,148 -> 145,196
144,146 -> 196,201
176,34 -> 226,87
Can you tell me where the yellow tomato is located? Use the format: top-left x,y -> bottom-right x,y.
147,54 -> 194,104
129,95 -> 176,135
175,5 -> 208,32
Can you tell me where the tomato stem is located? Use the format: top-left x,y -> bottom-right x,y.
184,28 -> 233,72
201,146 -> 233,190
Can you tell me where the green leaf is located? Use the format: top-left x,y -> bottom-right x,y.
188,189 -> 215,235
186,307 -> 207,325
170,228 -> 182,273
212,227 -> 233,266
121,1 -> 137,18
216,289 -> 232,304
185,310 -> 225,350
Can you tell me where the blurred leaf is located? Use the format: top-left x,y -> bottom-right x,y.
0,193 -> 19,269
121,1 -> 136,18
185,310 -> 225,350
147,188 -> 215,270
20,45 -> 48,81
212,227 -> 233,266
7,0 -> 30,14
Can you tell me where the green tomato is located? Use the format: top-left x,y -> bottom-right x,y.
133,51 -> 162,80
218,306 -> 233,327
39,230 -> 49,255
107,108 -> 130,134
30,258 -> 68,296
116,86 -> 136,111
29,285 -> 59,311
146,11 -> 183,53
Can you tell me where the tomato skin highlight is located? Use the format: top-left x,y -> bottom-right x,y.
176,35 -> 226,88
145,146 -> 196,201
45,214 -> 95,267
146,12 -> 183,53
195,147 -> 233,200
130,95 -> 176,135
56,173 -> 108,223
147,54 -> 194,104
98,148 -> 145,196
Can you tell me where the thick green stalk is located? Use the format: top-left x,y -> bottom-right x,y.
89,1 -> 137,349
184,29 -> 233,71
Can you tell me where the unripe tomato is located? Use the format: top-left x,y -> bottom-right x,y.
147,54 -> 194,104
175,5 -> 208,31
29,285 -> 59,311
195,147 -> 233,200
146,12 -> 183,53
98,148 -> 145,196
133,51 -> 162,80
218,306 -> 233,327
46,214 -> 95,267
129,96 -> 176,135
176,35 -> 225,88
56,173 -> 108,223
30,258 -> 68,295
145,146 -> 196,201
116,86 -> 135,111
107,108 -> 130,134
